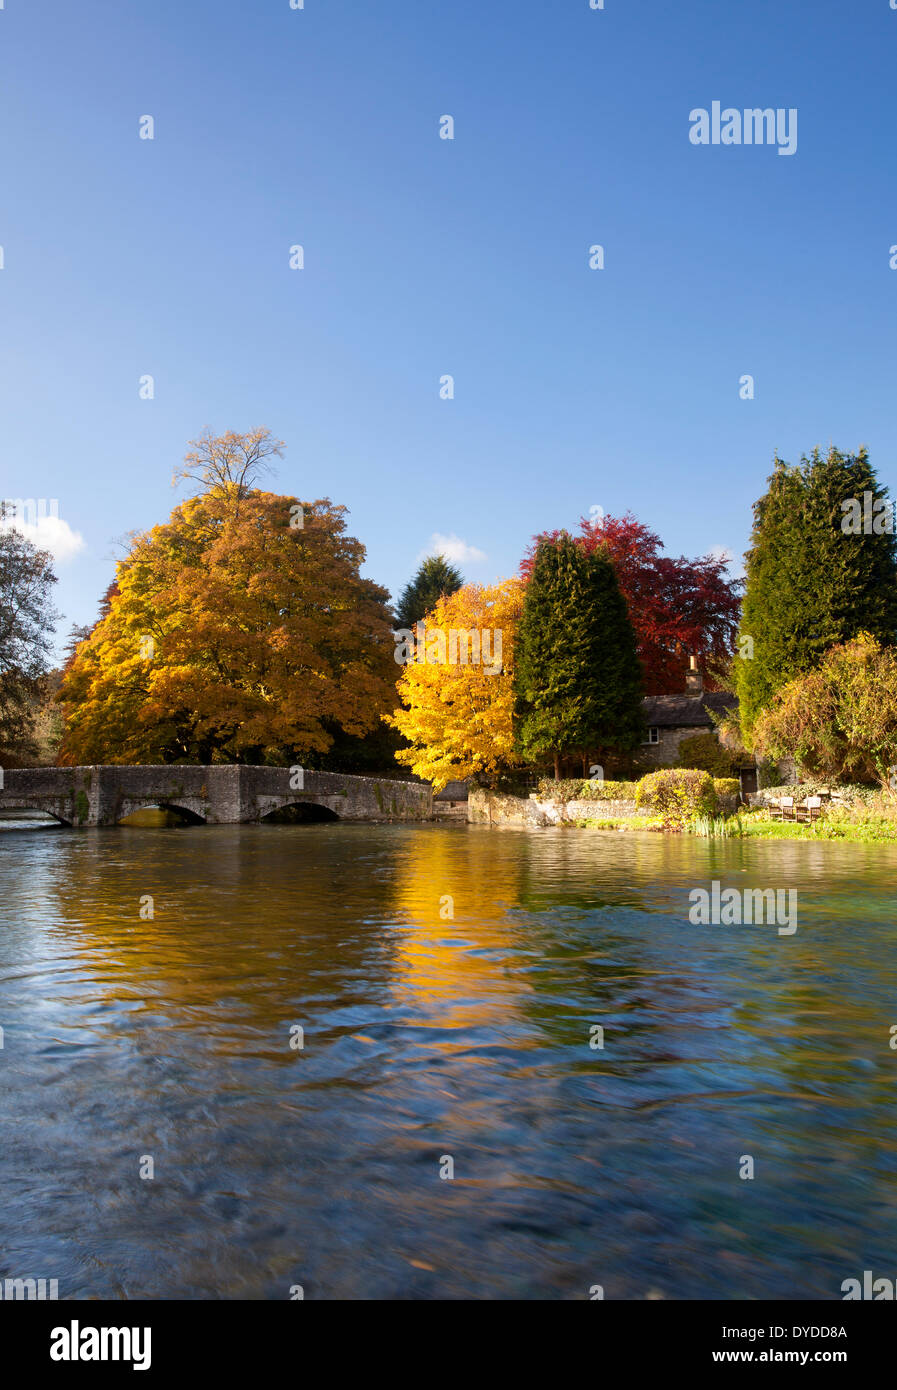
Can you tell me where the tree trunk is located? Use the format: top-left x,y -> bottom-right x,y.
554,753 -> 560,781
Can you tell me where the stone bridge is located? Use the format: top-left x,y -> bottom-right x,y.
0,766 -> 432,827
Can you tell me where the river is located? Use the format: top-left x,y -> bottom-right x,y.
1,821 -> 895,1299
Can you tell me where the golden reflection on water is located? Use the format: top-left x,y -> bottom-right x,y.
2,822 -> 897,1298
389,826 -> 525,1033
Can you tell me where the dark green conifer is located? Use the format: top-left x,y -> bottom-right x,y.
737,446 -> 897,743
394,554 -> 463,630
513,534 -> 644,777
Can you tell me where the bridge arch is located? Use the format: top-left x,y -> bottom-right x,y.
0,807 -> 71,828
117,802 -> 207,826
259,802 -> 340,824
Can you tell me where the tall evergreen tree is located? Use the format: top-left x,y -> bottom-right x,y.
737,446 -> 897,745
513,534 -> 644,778
394,554 -> 463,630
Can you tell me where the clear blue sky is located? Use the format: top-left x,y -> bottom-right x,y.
2,0 -> 896,647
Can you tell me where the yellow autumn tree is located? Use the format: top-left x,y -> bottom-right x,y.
57,486 -> 396,765
386,577 -> 525,790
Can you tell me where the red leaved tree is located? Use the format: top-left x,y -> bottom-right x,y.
520,513 -> 742,695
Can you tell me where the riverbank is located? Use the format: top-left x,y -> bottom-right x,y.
469,784 -> 736,828
469,787 -> 897,843
571,813 -> 897,842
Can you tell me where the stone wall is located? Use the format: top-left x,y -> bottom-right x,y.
469,787 -> 638,827
469,786 -> 738,827
638,725 -> 706,768
434,780 -> 469,802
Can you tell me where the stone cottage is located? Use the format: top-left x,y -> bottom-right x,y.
434,661 -> 772,806
640,659 -> 758,796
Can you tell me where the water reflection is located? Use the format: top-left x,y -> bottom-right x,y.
0,823 -> 895,1299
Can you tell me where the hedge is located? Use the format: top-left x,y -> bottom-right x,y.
635,768 -> 718,826
536,778 -> 640,802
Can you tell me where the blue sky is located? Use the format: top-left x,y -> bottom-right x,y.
2,0 -> 896,649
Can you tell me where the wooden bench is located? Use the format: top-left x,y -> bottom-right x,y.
796,796 -> 823,825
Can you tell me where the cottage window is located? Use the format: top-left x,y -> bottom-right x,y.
643,727 -> 660,745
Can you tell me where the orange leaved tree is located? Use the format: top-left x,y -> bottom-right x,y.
57,486 -> 396,765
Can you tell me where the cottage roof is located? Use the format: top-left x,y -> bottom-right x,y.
642,691 -> 737,729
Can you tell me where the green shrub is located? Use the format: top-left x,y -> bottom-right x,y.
576,779 -> 640,801
676,733 -> 739,777
536,778 -> 587,803
757,758 -> 780,787
636,768 -> 717,827
713,777 -> 740,798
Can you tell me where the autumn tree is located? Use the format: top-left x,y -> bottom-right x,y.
737,447 -> 897,744
0,520 -> 59,764
752,633 -> 897,790
514,535 -> 644,778
386,578 -> 525,790
521,512 -> 741,694
173,426 -> 286,498
394,554 -> 464,630
57,490 -> 396,765
60,582 -> 119,680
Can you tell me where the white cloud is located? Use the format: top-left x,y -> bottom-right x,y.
418,532 -> 487,566
708,544 -> 744,579
1,513 -> 86,564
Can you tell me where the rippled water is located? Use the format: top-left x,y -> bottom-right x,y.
1,821 -> 895,1300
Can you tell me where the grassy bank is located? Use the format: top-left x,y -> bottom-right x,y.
733,810 -> 897,843
511,768 -> 897,842
570,810 -> 897,843
573,815 -> 666,832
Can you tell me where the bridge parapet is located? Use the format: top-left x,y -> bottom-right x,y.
0,766 -> 432,826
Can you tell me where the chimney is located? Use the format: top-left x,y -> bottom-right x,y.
685,654 -> 703,695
